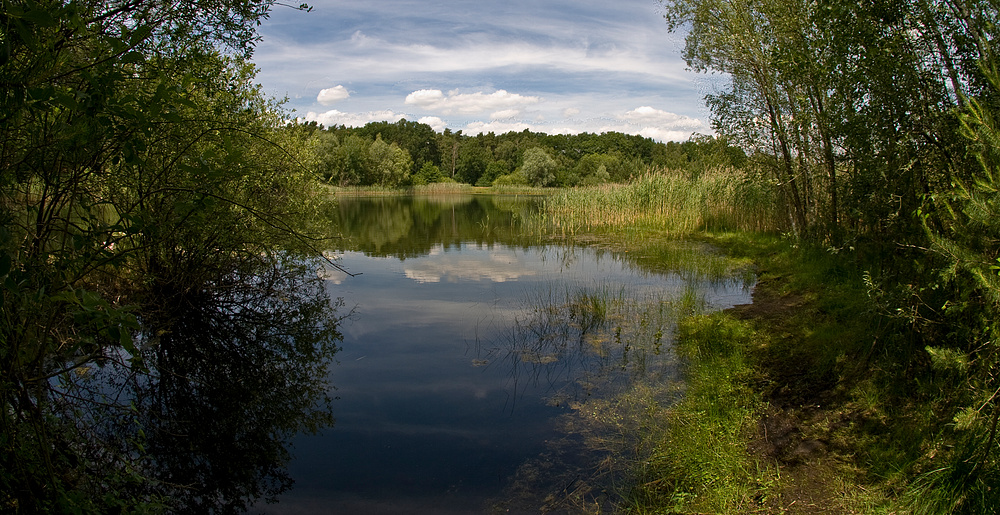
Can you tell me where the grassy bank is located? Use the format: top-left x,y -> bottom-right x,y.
324,182 -> 555,197
537,171 -> 996,514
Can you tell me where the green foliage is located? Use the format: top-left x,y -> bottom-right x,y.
521,147 -> 558,187
330,134 -> 373,186
412,161 -> 445,185
544,168 -> 785,236
491,170 -> 530,187
476,159 -> 511,186
0,0 -> 341,511
368,135 -> 412,187
654,1 -> 1000,508
626,312 -> 772,513
307,121 -> 743,188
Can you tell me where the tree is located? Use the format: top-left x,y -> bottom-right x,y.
330,134 -> 373,186
368,135 -> 413,187
522,147 -> 558,187
412,161 -> 446,185
456,136 -> 492,184
0,0 -> 340,511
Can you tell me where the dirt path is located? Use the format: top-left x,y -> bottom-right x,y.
728,275 -> 865,515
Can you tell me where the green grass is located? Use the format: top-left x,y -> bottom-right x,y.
621,311 -> 777,514
542,168 -> 786,237
327,182 -> 476,196
325,182 -> 557,197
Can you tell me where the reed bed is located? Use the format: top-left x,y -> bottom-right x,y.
489,184 -> 555,196
328,182 -> 475,196
543,167 -> 786,236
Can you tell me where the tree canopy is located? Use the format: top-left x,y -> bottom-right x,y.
300,121 -> 746,187
1,0 -> 341,511
662,0 -> 1000,510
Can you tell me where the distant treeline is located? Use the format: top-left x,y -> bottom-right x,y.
289,119 -> 748,187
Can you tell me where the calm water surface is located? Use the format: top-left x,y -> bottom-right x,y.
263,195 -> 751,514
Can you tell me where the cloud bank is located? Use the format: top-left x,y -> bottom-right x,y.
259,0 -> 715,141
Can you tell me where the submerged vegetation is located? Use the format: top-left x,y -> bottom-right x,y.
487,275 -> 741,513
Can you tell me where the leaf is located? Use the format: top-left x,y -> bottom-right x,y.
20,8 -> 57,27
120,51 -> 145,64
128,25 -> 154,47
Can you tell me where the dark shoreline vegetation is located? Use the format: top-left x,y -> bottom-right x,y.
3,0 -> 999,514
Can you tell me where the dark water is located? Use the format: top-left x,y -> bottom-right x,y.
261,194 -> 751,514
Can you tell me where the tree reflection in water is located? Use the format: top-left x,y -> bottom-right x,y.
62,253 -> 342,513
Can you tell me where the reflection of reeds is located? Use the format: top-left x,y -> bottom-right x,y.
486,283 -> 705,512
508,284 -> 682,396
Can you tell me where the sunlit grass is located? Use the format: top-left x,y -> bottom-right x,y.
542,167 -> 786,237
621,312 -> 776,513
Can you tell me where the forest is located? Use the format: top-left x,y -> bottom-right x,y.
291,119 -> 747,187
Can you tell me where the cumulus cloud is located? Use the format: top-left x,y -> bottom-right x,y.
637,127 -> 704,142
302,109 -> 406,127
563,107 -> 581,118
622,106 -> 703,128
464,120 -> 536,135
405,89 -> 540,115
620,106 -> 709,141
317,85 -> 350,105
418,116 -> 447,131
403,250 -> 538,283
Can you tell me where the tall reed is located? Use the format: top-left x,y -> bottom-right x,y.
543,167 -> 786,236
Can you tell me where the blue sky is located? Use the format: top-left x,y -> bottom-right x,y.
252,0 -> 721,141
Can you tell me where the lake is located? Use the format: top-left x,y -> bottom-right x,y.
262,194 -> 752,514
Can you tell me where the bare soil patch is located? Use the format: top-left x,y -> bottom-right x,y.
728,273 -> 864,514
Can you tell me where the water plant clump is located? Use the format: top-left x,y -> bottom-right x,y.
484,277 -> 741,510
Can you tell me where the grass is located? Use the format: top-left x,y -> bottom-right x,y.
327,182 -> 475,196
542,168 -> 786,237
325,182 -> 556,197
623,311 -> 777,513
510,169 -> 913,513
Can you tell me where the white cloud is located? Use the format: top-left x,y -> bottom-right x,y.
637,127 -> 703,142
405,89 -> 540,115
620,106 -> 709,141
464,120 -> 536,135
302,109 -> 406,127
403,251 -> 538,283
317,85 -> 350,105
490,109 -> 521,120
622,106 -> 696,126
418,116 -> 447,131
252,1 -> 709,141
405,89 -> 445,107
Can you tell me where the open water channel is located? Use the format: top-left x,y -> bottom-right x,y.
262,194 -> 752,514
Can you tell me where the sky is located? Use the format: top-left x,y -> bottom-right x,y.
251,0 -> 724,142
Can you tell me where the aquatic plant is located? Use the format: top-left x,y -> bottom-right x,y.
543,167 -> 785,236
